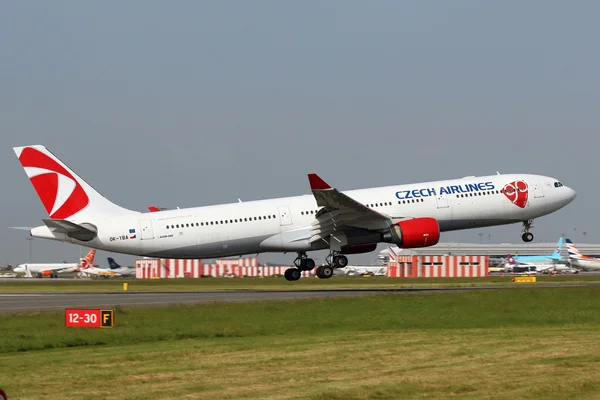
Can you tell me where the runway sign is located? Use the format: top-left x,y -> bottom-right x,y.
65,309 -> 115,328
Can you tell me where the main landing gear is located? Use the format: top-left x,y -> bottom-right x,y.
315,252 -> 348,279
285,251 -> 350,281
521,220 -> 534,242
284,252 -> 316,281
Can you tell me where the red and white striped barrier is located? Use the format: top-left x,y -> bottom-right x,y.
135,258 -> 313,278
387,255 -> 488,278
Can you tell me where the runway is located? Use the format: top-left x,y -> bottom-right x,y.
1,283 -> 598,313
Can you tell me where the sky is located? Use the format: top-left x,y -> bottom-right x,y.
1,1 -> 599,268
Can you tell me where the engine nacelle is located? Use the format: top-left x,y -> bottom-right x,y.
381,217 -> 440,248
341,244 -> 378,255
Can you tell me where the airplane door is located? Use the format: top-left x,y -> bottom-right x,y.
278,206 -> 293,226
533,181 -> 545,198
436,193 -> 449,209
139,219 -> 154,240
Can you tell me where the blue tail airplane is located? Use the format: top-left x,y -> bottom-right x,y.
508,237 -> 563,264
106,257 -> 135,277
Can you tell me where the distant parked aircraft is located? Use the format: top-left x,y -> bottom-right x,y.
13,250 -> 96,278
105,257 -> 135,277
566,239 -> 600,271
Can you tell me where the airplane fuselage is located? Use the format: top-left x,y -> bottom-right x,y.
570,259 -> 600,271
30,173 -> 576,259
13,263 -> 78,274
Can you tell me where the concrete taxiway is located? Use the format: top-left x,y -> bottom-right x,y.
1,283 -> 599,313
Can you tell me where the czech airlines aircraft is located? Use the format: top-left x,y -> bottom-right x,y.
566,239 -> 600,271
13,145 -> 576,281
13,249 -> 96,278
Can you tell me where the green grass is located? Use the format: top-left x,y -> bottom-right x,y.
1,274 -> 600,293
2,287 -> 600,399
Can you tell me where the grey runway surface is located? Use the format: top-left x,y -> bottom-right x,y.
1,283 -> 598,313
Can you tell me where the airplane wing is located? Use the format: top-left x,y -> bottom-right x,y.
53,266 -> 78,274
307,173 -> 396,245
42,219 -> 97,241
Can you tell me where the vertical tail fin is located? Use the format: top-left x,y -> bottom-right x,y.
506,254 -> 517,265
13,145 -> 138,221
107,257 -> 122,270
565,239 -> 583,260
83,249 -> 96,264
550,237 -> 563,259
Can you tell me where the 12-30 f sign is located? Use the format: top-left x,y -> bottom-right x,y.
65,309 -> 114,328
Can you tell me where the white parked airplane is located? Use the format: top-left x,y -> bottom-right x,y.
13,249 -> 96,278
105,257 -> 135,277
504,255 -> 572,274
566,239 -> 600,271
13,145 -> 576,281
336,265 -> 388,276
78,255 -> 121,278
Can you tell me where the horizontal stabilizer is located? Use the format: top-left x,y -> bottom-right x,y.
42,219 -> 97,241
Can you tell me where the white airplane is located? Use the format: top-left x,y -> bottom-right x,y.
504,255 -> 573,274
105,257 -> 135,277
566,239 -> 600,271
13,249 -> 96,278
336,265 -> 388,276
78,257 -> 122,278
13,145 -> 576,281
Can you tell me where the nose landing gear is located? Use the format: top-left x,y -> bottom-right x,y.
522,220 -> 534,242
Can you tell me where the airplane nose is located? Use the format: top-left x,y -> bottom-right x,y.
566,187 -> 577,202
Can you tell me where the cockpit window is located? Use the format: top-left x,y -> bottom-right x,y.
554,182 -> 564,188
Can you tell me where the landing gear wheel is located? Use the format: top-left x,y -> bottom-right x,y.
316,265 -> 334,279
304,258 -> 316,271
333,255 -> 348,268
294,252 -> 315,271
522,232 -> 534,242
284,268 -> 301,281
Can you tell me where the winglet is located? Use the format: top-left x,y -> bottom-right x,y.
308,173 -> 332,190
148,206 -> 160,212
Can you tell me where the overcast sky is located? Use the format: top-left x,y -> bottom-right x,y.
1,1 -> 598,267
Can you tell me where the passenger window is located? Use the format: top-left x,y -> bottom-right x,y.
166,226 -> 169,229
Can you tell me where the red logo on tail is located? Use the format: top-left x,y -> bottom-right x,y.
503,180 -> 528,208
18,148 -> 89,219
